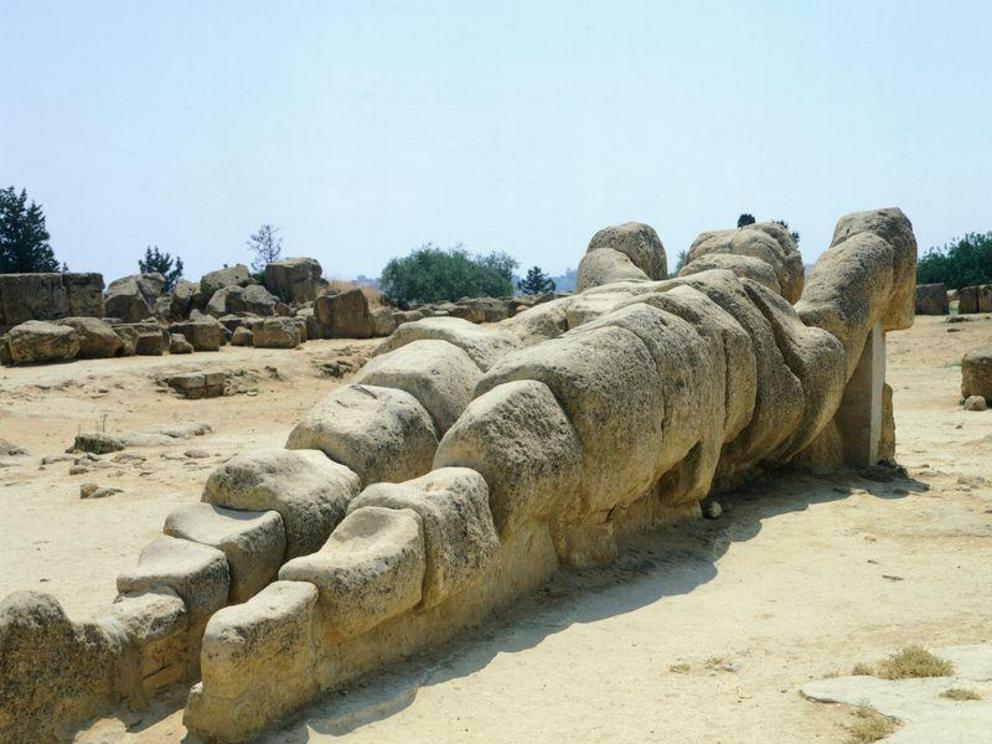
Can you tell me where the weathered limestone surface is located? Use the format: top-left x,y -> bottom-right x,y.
203,449 -> 360,559
116,536 -> 230,629
373,316 -> 520,371
435,380 -> 583,537
186,581 -> 319,740
164,504 -> 286,603
286,384 -> 440,485
104,273 -> 165,322
279,506 -> 427,638
584,221 -> 668,281
56,317 -> 123,358
349,468 -> 501,606
2,207 -> 923,742
353,339 -> 481,434
264,257 -> 324,303
0,592 -> 126,743
2,320 -> 80,365
961,347 -> 992,400
914,283 -> 948,315
685,222 -> 804,303
315,288 -> 374,338
0,272 -> 104,332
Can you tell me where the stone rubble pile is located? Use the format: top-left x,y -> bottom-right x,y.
0,255 -> 563,366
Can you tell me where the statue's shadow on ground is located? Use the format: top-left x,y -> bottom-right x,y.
259,466 -> 925,742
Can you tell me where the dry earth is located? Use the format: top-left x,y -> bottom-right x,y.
2,316 -> 991,743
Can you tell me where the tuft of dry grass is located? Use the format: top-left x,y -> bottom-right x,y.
847,704 -> 899,743
669,663 -> 690,674
876,646 -> 954,680
852,663 -> 875,676
940,687 -> 981,701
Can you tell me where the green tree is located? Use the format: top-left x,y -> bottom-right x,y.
247,223 -> 283,273
737,213 -> 756,228
517,265 -> 555,295
917,232 -> 992,289
138,246 -> 184,291
379,243 -> 518,307
0,186 -> 62,273
669,249 -> 687,277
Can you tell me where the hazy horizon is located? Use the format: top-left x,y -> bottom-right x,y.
3,1 -> 990,283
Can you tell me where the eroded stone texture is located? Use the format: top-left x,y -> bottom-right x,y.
3,320 -> 80,364
279,506 -> 426,638
0,592 -> 126,742
349,468 -> 500,606
189,581 -> 319,740
164,504 -> 286,603
203,449 -> 360,558
962,348 -> 992,400
685,222 -> 804,303
373,316 -> 520,371
287,384 -> 439,486
435,380 -> 583,537
915,283 -> 948,315
353,339 -> 481,434
116,536 -> 230,629
585,221 -> 668,280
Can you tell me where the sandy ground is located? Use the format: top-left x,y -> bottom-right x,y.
2,315 -> 991,743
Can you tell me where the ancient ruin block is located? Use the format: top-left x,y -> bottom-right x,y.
372,316 -> 520,371
116,535 -> 230,629
164,504 -> 286,603
203,449 -> 360,558
169,318 -> 222,351
585,221 -> 669,282
449,297 -> 511,324
914,283 -> 949,315
353,339 -> 481,433
958,285 -> 979,314
200,264 -> 251,297
576,249 -> 649,292
685,222 -> 803,302
961,347 -> 992,400
349,467 -> 500,606
2,320 -> 80,364
0,591 -> 126,742
315,288 -> 373,338
435,380 -> 583,537
279,506 -> 426,638
104,273 -> 165,323
287,384 -> 440,485
251,317 -> 301,348
104,588 -> 189,700
979,284 -> 992,313
479,323 -> 671,513
264,257 -> 324,303
185,581 -> 319,742
679,252 -> 782,295
164,371 -> 227,399
0,272 -> 104,332
55,317 -> 123,358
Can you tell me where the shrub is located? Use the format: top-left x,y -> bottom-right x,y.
917,232 -> 992,289
379,243 -> 517,307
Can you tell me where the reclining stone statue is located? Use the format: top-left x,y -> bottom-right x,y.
0,208 -> 915,742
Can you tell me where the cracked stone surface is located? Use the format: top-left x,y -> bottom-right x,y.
801,644 -> 992,743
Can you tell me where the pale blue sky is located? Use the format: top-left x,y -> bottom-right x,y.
2,1 -> 990,281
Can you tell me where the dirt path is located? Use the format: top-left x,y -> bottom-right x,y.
3,316 -> 991,743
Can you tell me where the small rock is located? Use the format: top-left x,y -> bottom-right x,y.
703,501 -> 723,519
184,449 -> 210,459
80,483 -> 123,499
963,395 -> 987,411
41,454 -> 73,465
68,465 -> 89,476
0,438 -> 28,457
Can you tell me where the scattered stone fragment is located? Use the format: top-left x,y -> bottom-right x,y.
80,483 -> 122,499
963,395 -> 988,411
169,333 -> 194,354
